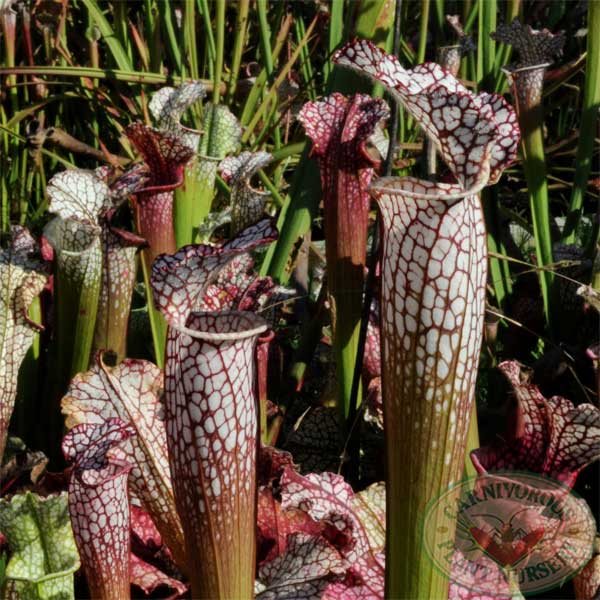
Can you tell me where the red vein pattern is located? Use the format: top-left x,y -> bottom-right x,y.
151,218 -> 278,598
448,550 -> 514,599
151,218 -> 278,327
63,418 -> 135,600
371,176 -> 487,596
298,92 -> 388,304
61,353 -> 187,572
257,470 -> 386,598
298,93 -> 389,418
44,169 -> 106,288
164,311 -> 266,598
125,124 -> 195,264
280,469 -> 385,597
199,253 -> 293,322
0,228 -> 47,460
256,533 -> 346,600
257,486 -> 323,566
130,553 -> 188,598
574,555 -> 600,600
333,40 -> 520,187
107,163 -> 150,202
46,167 -> 147,365
333,39 -> 520,598
471,361 -> 600,488
219,151 -> 273,235
199,254 -> 263,311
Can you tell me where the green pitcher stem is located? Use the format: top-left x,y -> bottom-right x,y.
521,107 -> 554,327
174,156 -> 220,247
54,243 -> 102,388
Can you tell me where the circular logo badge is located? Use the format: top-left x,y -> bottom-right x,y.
422,472 -> 596,597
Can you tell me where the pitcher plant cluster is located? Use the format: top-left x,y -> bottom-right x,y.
1,2 -> 599,600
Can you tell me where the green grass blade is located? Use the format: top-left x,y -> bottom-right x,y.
562,0 -> 600,244
184,0 -> 200,80
239,14 -> 291,126
522,114 -> 554,326
257,0 -> 275,78
294,9 -> 317,101
242,17 -> 316,144
212,0 -> 225,103
483,187 -> 511,310
157,0 -> 183,75
256,0 -> 281,149
81,0 -> 134,72
197,0 -> 216,75
265,149 -> 320,283
0,66 -> 216,88
325,0 -> 344,79
328,0 -> 395,93
417,0 -> 430,64
225,0 -> 250,104
477,0 -> 496,89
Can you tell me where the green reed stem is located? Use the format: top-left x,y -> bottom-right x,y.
294,11 -> 317,102
197,0 -> 216,77
184,0 -> 200,80
562,0 -> 600,244
477,0 -> 496,89
326,0 -> 345,79
82,0 -> 133,71
417,0 -> 430,64
158,1 -> 183,75
225,0 -> 250,104
521,102 -> 554,326
239,14 -> 291,127
212,0 -> 225,103
483,187 -> 512,310
493,0 -> 520,93
477,2 -> 512,311
257,0 -> 274,79
0,66 -> 217,88
256,0 -> 281,149
242,17 -> 315,145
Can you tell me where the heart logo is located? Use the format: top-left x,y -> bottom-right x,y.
470,524 -> 546,568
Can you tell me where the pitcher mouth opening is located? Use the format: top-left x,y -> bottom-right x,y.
170,310 -> 267,342
369,175 -> 486,202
